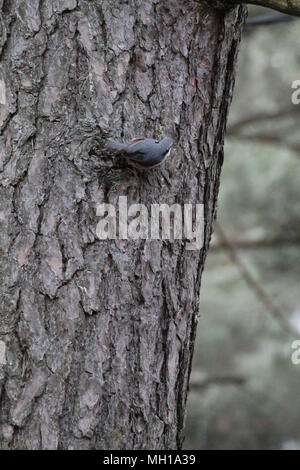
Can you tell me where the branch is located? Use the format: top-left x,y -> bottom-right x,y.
227,106 -> 300,135
214,222 -> 299,337
211,234 -> 300,251
229,132 -> 300,155
227,105 -> 300,135
246,13 -> 297,26
190,372 -> 247,390
229,0 -> 300,16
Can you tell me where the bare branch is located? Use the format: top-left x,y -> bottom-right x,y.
214,222 -> 299,337
228,132 -> 300,155
227,106 -> 300,135
211,234 -> 300,251
190,372 -> 247,390
246,13 -> 297,26
229,0 -> 300,16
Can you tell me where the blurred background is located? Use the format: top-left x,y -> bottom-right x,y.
185,6 -> 300,450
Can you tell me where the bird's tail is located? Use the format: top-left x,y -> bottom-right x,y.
106,139 -> 126,153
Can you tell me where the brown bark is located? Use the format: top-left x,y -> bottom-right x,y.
0,0 -> 245,450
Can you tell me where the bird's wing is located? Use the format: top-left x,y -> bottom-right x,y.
125,139 -> 156,158
125,151 -> 146,162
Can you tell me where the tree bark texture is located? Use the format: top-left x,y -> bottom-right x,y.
0,0 -> 245,450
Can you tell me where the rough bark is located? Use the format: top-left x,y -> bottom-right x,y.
0,0 -> 245,450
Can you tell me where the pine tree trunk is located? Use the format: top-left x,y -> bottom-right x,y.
0,0 -> 245,450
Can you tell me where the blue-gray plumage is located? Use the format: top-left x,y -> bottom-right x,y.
106,137 -> 173,169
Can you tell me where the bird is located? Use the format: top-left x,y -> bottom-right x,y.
106,136 -> 173,170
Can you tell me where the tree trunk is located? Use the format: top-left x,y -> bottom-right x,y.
0,0 -> 245,450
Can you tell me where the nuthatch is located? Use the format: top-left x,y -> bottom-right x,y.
106,136 -> 173,170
